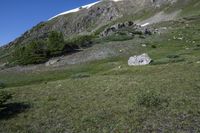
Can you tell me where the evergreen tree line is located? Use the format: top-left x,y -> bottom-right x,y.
12,31 -> 93,65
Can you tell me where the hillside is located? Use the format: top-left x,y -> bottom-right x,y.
0,0 -> 200,132
0,0 -> 199,66
0,0 -> 184,47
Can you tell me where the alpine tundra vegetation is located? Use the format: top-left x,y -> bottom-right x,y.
0,0 -> 200,132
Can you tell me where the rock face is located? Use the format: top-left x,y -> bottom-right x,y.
101,21 -> 135,37
128,53 -> 152,66
100,21 -> 154,37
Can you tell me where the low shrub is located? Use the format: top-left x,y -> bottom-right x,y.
192,47 -> 200,51
166,54 -> 180,59
136,90 -> 169,108
139,35 -> 146,39
151,58 -> 171,65
170,57 -> 185,63
104,34 -> 133,42
151,45 -> 157,48
0,91 -> 12,106
151,57 -> 185,65
132,31 -> 143,35
67,35 -> 94,48
116,31 -> 127,36
71,73 -> 90,79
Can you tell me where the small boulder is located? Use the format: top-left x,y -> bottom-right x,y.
141,44 -> 147,47
128,53 -> 152,66
45,58 -> 60,66
0,63 -> 7,68
0,63 -> 8,69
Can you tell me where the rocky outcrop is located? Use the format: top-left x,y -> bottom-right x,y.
100,21 -> 134,36
128,53 -> 152,66
100,21 -> 154,37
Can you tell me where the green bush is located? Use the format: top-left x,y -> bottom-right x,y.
139,35 -> 146,39
151,57 -> 185,65
193,47 -> 200,51
151,45 -> 157,48
71,73 -> 90,79
151,58 -> 171,65
103,34 -> 133,42
67,35 -> 94,48
0,91 -> 12,106
136,90 -> 169,108
166,54 -> 180,59
131,31 -> 143,35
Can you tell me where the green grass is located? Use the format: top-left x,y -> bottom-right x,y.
0,58 -> 119,88
1,62 -> 200,132
0,81 -> 6,89
0,14 -> 200,133
180,0 -> 200,17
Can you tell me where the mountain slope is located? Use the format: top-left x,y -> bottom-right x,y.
1,0 -> 189,48
0,14 -> 200,132
0,0 -> 199,66
1,0 -> 200,132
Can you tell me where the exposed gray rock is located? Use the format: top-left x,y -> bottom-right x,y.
128,53 -> 152,66
0,63 -> 8,69
141,44 -> 147,47
100,22 -> 131,37
0,63 -> 7,67
100,21 -> 155,37
45,58 -> 61,67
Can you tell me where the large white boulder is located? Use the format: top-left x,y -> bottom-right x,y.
128,53 -> 152,66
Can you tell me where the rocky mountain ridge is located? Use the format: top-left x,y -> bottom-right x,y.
2,0 -> 187,49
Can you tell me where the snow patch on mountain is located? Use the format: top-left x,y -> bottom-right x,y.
141,23 -> 150,27
49,1 -> 101,20
82,1 -> 101,9
48,0 -> 124,20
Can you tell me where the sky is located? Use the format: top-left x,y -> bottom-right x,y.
0,0 -> 99,46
